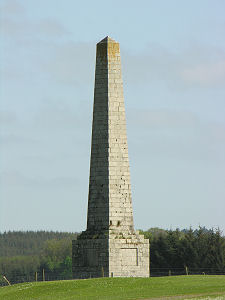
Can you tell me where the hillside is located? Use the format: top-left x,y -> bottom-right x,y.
1,276 -> 225,300
0,228 -> 224,285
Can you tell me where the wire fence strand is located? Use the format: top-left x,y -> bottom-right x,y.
1,267 -> 225,286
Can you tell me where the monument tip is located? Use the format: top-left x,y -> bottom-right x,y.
98,36 -> 117,44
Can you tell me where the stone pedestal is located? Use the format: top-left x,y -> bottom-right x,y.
72,239 -> 108,279
73,232 -> 149,278
72,37 -> 149,278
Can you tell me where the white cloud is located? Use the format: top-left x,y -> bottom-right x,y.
37,19 -> 70,37
0,171 -> 78,188
0,111 -> 19,125
39,41 -> 95,85
1,0 -> 25,15
122,43 -> 225,89
1,134 -> 37,145
128,109 -> 200,129
1,0 -> 69,39
1,17 -> 69,38
128,108 -> 225,162
181,60 -> 225,86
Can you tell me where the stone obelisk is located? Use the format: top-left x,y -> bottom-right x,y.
72,37 -> 149,278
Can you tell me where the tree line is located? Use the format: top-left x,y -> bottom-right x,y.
0,231 -> 76,257
0,231 -> 78,285
141,227 -> 225,276
0,227 -> 225,285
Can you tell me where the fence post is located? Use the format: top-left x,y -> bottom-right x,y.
43,269 -> 45,281
185,266 -> 189,275
101,267 -> 104,277
3,276 -> 11,286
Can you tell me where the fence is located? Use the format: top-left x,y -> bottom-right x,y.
150,267 -> 225,277
1,267 -> 225,286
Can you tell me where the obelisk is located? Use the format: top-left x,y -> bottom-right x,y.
72,37 -> 149,278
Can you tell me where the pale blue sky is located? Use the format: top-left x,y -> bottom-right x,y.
0,0 -> 225,232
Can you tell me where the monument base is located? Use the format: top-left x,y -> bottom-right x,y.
72,231 -> 149,278
72,238 -> 109,279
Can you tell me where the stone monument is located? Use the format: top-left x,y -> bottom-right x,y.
72,36 -> 149,278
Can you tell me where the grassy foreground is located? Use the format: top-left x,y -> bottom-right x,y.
0,275 -> 225,300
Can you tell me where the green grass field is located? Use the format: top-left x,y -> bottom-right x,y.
0,275 -> 225,300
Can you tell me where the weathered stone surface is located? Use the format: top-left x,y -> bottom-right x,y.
72,36 -> 149,278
